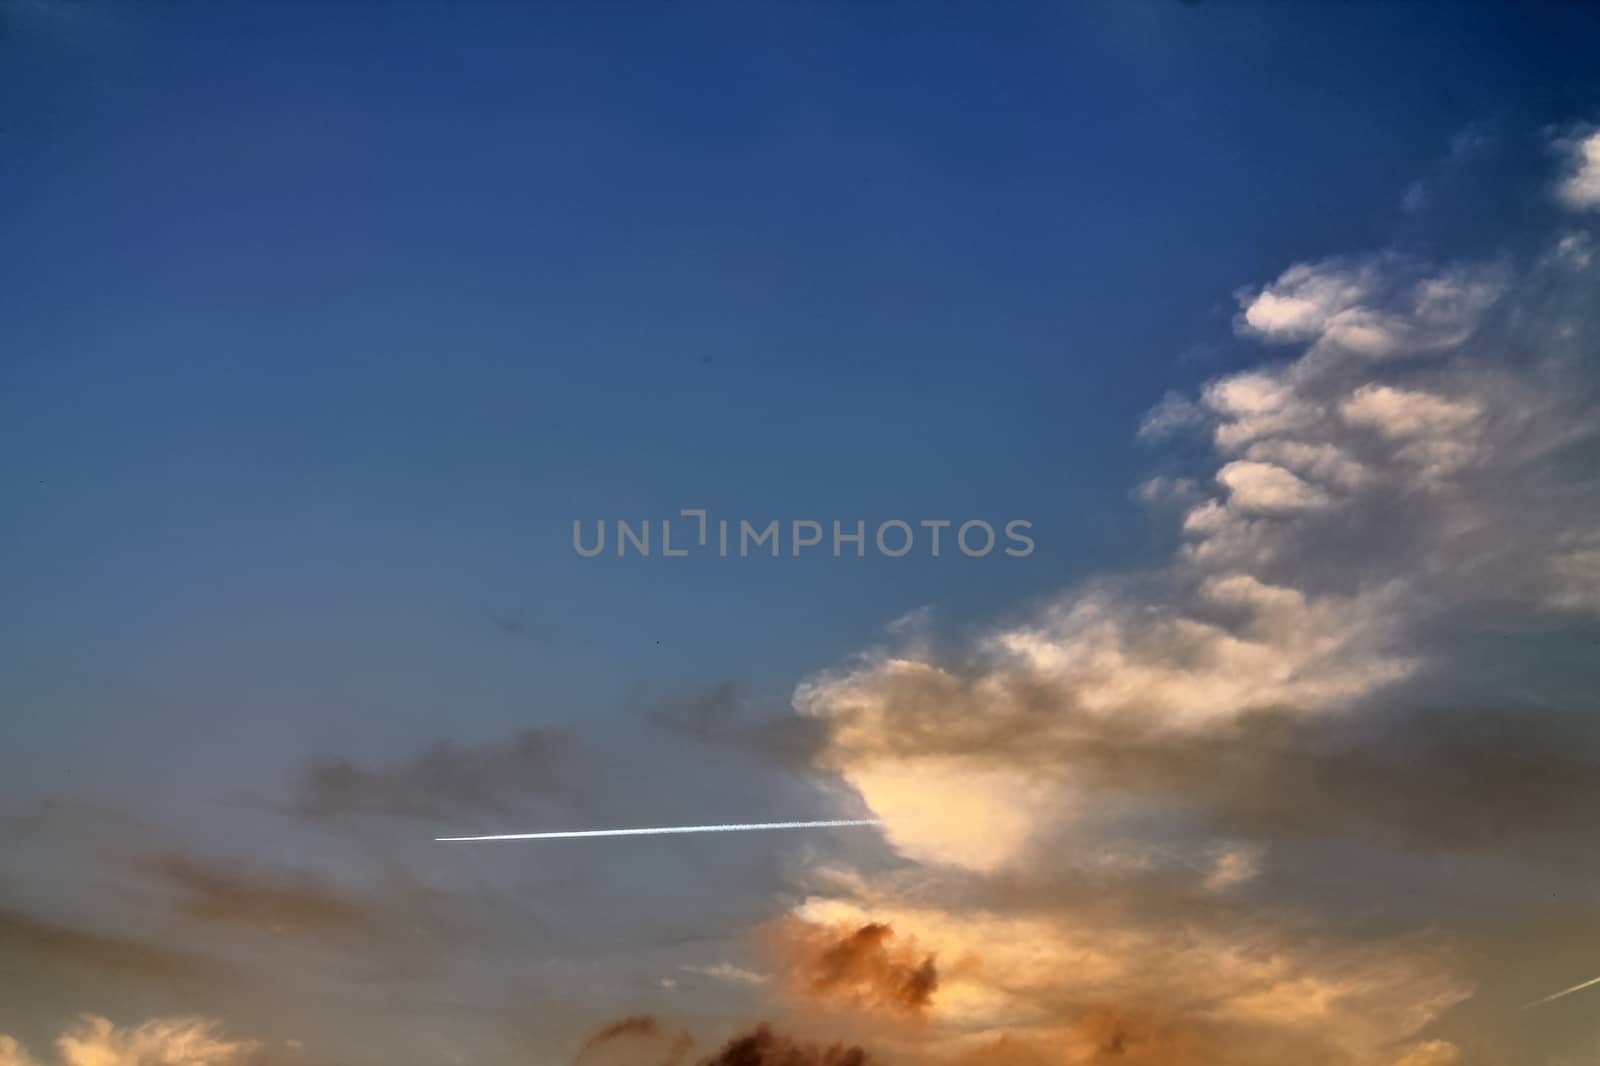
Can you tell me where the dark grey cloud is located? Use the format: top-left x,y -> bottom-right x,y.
649,682 -> 828,773
573,1014 -> 693,1066
0,903 -> 232,985
696,1025 -> 870,1066
292,727 -> 580,822
137,852 -> 377,939
1075,702 -> 1600,865
572,1020 -> 871,1066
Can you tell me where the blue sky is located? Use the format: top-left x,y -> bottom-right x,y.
4,3 -> 1600,1065
5,2 -> 1591,752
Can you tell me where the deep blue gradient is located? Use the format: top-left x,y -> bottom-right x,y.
4,1 -> 1599,794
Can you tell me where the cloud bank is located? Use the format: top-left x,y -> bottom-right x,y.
779,129 -> 1600,1066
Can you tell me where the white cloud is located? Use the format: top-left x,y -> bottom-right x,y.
1216,460 -> 1330,513
1553,232 -> 1595,269
1236,259 -> 1504,367
1134,475 -> 1201,506
1341,385 -> 1481,439
1237,262 -> 1377,342
1242,440 -> 1370,490
1557,127 -> 1600,209
1137,390 -> 1205,440
1204,370 -> 1312,451
682,961 -> 769,985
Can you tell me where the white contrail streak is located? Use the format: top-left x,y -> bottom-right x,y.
435,818 -> 882,842
1522,973 -> 1600,1010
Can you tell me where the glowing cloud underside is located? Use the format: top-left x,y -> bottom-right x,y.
434,819 -> 883,842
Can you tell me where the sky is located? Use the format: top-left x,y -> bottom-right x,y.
3,2 -> 1600,1064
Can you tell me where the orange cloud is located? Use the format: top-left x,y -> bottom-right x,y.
769,919 -> 938,1018
0,1016 -> 277,1066
574,1014 -> 692,1066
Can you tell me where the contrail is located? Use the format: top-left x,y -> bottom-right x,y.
1521,973 -> 1600,1010
435,818 -> 882,842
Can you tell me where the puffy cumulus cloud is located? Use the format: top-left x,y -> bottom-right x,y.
1339,384 -> 1481,440
0,1017 -> 270,1066
1178,258 -> 1596,605
1238,440 -> 1370,492
1235,260 -> 1380,342
795,575 -> 1413,871
1203,370 -> 1314,451
768,920 -> 937,1018
1556,126 -> 1600,209
1216,460 -> 1330,513
1235,258 -> 1505,363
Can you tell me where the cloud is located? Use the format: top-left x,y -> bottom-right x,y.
795,574 -> 1413,871
12,119 -> 1596,1066
1013,703 -> 1600,867
291,728 -> 578,822
0,1017 -> 270,1066
1551,232 -> 1594,269
681,962 -> 769,986
769,920 -> 937,1017
1338,384 -> 1485,481
796,237 -> 1597,876
778,130 -> 1600,1066
1340,384 -> 1481,439
1556,126 -> 1600,209
1235,261 -> 1379,341
784,896 -> 1467,1066
574,1015 -> 692,1066
0,906 -> 230,985
1216,460 -> 1330,513
696,1025 -> 870,1066
137,854 -> 374,938
1136,391 -> 1205,441
648,682 -> 828,772
1235,258 -> 1505,363
571,1021 -> 869,1066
